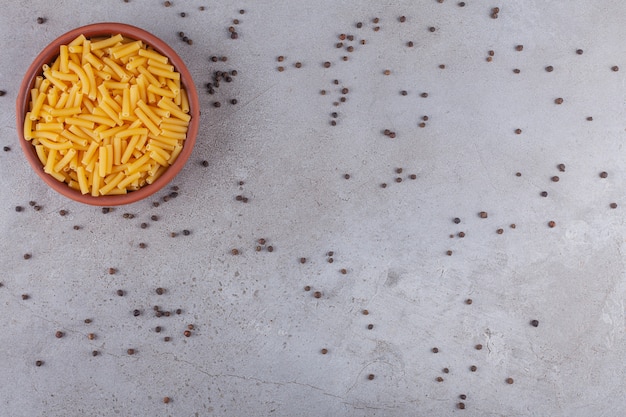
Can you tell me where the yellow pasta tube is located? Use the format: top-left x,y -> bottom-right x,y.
136,100 -> 161,126
44,148 -> 58,173
24,113 -> 34,140
106,144 -> 113,174
147,84 -> 175,98
52,70 -> 78,82
138,48 -> 168,64
113,136 -> 122,165
146,165 -> 167,184
180,88 -> 189,113
147,65 -> 180,80
90,34 -> 124,51
121,86 -> 131,117
134,107 -> 161,136
64,116 -> 94,128
82,141 -> 100,165
98,146 -> 107,177
102,57 -> 130,81
149,150 -> 169,166
126,56 -> 148,70
121,135 -> 140,164
30,91 -> 47,120
116,171 -> 141,190
126,152 -> 151,174
111,40 -> 142,59
167,144 -> 183,164
35,145 -> 47,165
53,148 -> 77,172
91,162 -> 102,196
77,166 -> 89,194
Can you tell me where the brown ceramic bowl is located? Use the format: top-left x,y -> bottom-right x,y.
16,23 -> 199,206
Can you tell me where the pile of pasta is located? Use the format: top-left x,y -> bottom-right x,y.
23,34 -> 191,196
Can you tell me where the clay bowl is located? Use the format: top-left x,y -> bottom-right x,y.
16,22 -> 199,206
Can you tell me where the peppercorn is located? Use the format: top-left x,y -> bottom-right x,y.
436,377 -> 444,382
151,215 -> 158,221
557,163 -> 566,172
23,253 -> 31,260
362,309 -> 369,315
231,248 -> 239,255
421,92 -> 428,98
267,246 -> 274,252
356,22 -> 363,28
465,299 -> 473,305
340,268 -> 347,274
304,286 -> 311,291
294,62 -> 302,68
475,344 -> 483,350
587,116 -> 593,121
496,228 -> 504,234
22,294 -> 29,300
610,203 -> 618,209
515,128 -> 522,134
117,289 -> 124,296
164,337 -> 171,342
383,69 -> 391,75
88,333 -> 95,340
184,330 -> 191,337
180,12 -> 186,17
344,174 -> 350,179
36,17 -> 46,24
506,377 -> 514,384
84,319 -> 92,324
407,41 -> 414,47
612,66 -> 619,72
73,225 -> 81,230
541,191 -> 548,197
277,66 -> 284,72
551,176 -> 559,182
531,319 -> 539,327
479,211 -> 488,218
446,250 -> 453,256
432,347 -> 439,353
55,331 -> 64,338
548,221 -> 556,228
470,365 -> 477,372
108,268 -> 116,275
324,62 -> 331,68
163,397 -> 171,404
313,291 -> 322,298
555,97 -> 563,104
127,349 -> 135,355
133,309 -> 140,317
576,49 -> 584,54
460,394 -> 467,400
368,374 -> 375,380
513,68 -> 521,73
458,232 -> 465,238
600,171 -> 608,178
516,45 -> 523,51
458,403 -> 466,409
176,309 -> 182,314
140,222 -> 148,229
36,360 -> 43,366
321,348 -> 328,354
367,324 -> 374,330
443,368 -> 449,373
545,65 -> 554,72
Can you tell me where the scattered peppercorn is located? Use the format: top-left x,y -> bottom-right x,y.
367,324 -> 374,330
479,211 -> 488,218
470,365 -> 477,372
555,97 -> 563,104
231,248 -> 239,255
23,253 -> 31,260
551,176 -> 559,182
313,291 -> 322,298
458,403 -> 466,410
117,290 -> 124,296
164,337 -> 171,342
531,319 -> 539,327
436,376 -> 444,382
36,17 -> 46,24
548,221 -> 556,228
368,374 -> 375,380
475,344 -> 483,350
506,377 -> 514,384
432,347 -> 439,353
407,41 -> 414,47
88,333 -> 95,340
127,349 -> 135,355
610,203 -> 618,209
443,368 -> 449,373
108,268 -> 116,275
516,45 -> 524,51
576,49 -> 583,55
321,348 -> 328,354
465,299 -> 473,305
545,65 -> 554,72
55,331 -> 64,338
324,62 -> 331,68
304,286 -> 311,291
541,191 -> 548,197
513,68 -> 521,73
557,163 -> 566,172
22,294 -> 29,300
184,330 -> 191,337
600,171 -> 608,178
612,66 -> 619,72
446,250 -> 453,256
133,309 -> 140,317
36,360 -> 43,367
496,228 -> 504,234
515,128 -> 522,134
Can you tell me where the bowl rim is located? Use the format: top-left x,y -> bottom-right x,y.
15,22 -> 200,206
